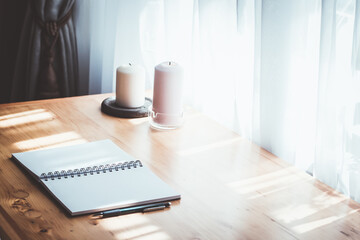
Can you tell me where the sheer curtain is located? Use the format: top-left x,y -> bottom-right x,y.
74,0 -> 360,203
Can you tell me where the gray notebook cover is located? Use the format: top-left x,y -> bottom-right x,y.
12,139 -> 180,216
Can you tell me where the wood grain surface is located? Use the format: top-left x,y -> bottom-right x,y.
0,94 -> 359,240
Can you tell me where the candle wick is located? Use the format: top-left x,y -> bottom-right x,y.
169,62 -> 171,65
129,63 -> 132,66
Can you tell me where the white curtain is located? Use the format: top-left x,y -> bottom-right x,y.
74,0 -> 360,202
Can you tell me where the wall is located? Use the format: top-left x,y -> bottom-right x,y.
0,0 -> 27,103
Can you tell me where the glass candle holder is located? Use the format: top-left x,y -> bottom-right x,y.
149,106 -> 184,130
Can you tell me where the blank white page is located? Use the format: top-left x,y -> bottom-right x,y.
42,165 -> 180,215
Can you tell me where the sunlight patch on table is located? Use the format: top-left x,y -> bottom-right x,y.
0,109 -> 55,128
128,117 -> 149,125
272,192 -> 348,223
177,137 -> 242,156
293,216 -> 338,233
291,211 -> 358,234
100,215 -> 171,240
0,109 -> 46,120
116,226 -> 166,239
247,185 -> 293,200
227,168 -> 300,195
273,204 -> 327,224
13,132 -> 86,151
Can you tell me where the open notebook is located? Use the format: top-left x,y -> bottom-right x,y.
12,139 -> 180,216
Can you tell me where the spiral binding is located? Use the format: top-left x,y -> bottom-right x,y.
39,160 -> 143,181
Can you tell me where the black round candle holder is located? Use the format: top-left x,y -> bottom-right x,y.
101,96 -> 152,118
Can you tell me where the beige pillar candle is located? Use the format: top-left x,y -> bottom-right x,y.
115,64 -> 145,108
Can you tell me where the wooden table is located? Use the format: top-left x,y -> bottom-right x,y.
1,94 -> 360,240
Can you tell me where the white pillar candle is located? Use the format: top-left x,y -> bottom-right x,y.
150,61 -> 184,128
115,64 -> 145,108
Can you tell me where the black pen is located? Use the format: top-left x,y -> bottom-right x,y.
92,202 -> 171,219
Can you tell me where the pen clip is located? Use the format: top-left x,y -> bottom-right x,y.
142,205 -> 166,213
